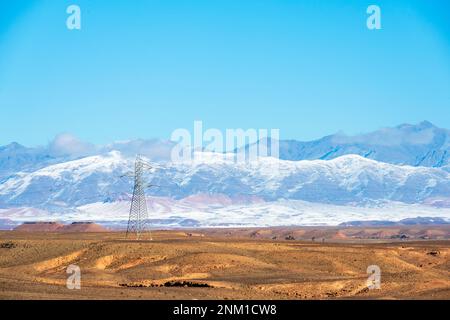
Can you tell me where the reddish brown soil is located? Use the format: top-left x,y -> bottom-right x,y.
14,222 -> 108,233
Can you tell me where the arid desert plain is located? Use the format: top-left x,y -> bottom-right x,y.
0,226 -> 449,300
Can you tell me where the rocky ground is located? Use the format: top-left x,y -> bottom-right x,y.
0,229 -> 449,300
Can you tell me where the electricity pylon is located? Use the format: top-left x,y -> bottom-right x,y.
126,155 -> 153,240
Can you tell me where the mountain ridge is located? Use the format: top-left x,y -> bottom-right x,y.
1,122 -> 449,179
241,121 -> 450,167
0,151 -> 449,211
1,121 -> 449,226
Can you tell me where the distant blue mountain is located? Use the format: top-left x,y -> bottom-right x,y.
340,217 -> 450,227
2,122 -> 448,181
0,137 -> 175,180
0,143 -> 57,179
241,121 -> 450,167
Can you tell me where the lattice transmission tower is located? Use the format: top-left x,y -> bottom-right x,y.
126,155 -> 154,240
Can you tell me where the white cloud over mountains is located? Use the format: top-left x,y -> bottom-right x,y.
46,133 -> 174,161
331,121 -> 440,146
48,133 -> 97,157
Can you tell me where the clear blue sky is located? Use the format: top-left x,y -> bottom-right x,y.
0,0 -> 449,146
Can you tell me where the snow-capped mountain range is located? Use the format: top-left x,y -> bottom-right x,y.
1,150 -> 449,207
0,121 -> 449,227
